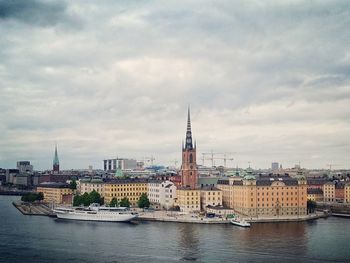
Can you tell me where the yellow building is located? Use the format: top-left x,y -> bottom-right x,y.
345,183 -> 350,204
79,177 -> 105,197
307,188 -> 323,202
323,182 -> 335,202
175,188 -> 201,212
104,179 -> 148,206
217,174 -> 307,217
200,187 -> 222,211
37,182 -> 74,205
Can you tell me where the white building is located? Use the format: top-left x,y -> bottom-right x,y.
103,158 -> 138,172
148,180 -> 177,210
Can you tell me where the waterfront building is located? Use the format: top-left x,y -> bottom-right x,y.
103,158 -> 137,172
37,182 -> 73,205
217,173 -> 307,217
104,179 -> 148,206
148,180 -> 177,209
307,188 -> 323,202
200,187 -> 222,211
53,145 -> 60,173
345,183 -> 350,204
323,182 -> 335,202
79,177 -> 105,197
175,188 -> 201,212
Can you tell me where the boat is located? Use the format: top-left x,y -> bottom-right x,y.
53,203 -> 138,222
230,218 -> 251,227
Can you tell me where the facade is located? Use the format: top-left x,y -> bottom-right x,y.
148,180 -> 177,209
271,162 -> 279,171
175,188 -> 201,212
104,179 -> 148,206
181,107 -> 198,189
37,182 -> 73,204
53,145 -> 60,173
323,182 -> 335,202
217,174 -> 307,217
345,184 -> 350,204
103,158 -> 137,172
79,177 -> 105,197
200,187 -> 222,211
307,178 -> 327,190
307,188 -> 323,202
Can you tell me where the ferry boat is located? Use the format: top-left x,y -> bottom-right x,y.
53,203 -> 138,222
230,218 -> 251,227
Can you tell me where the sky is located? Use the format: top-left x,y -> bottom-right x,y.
0,0 -> 350,170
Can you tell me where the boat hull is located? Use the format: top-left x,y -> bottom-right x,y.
55,211 -> 137,222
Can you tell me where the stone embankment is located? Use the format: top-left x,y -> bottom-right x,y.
13,201 -> 56,217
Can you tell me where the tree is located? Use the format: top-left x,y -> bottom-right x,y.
89,190 -> 102,205
69,180 -> 77,190
137,193 -> 150,209
21,193 -> 41,202
119,197 -> 130,208
73,195 -> 82,206
307,200 -> 317,214
73,190 -> 103,207
109,198 -> 119,207
37,192 -> 44,201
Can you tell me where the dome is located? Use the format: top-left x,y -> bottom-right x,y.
244,174 -> 256,180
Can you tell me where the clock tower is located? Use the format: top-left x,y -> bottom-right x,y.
181,107 -> 198,189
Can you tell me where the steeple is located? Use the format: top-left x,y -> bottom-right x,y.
185,106 -> 193,150
53,143 -> 60,173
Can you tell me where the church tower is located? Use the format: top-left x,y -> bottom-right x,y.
181,107 -> 198,189
53,144 -> 60,173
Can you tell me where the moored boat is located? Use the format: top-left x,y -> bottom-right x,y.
53,203 -> 138,222
230,218 -> 251,227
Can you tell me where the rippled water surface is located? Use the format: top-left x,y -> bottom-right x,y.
0,196 -> 349,263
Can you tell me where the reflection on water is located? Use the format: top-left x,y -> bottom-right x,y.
178,224 -> 200,261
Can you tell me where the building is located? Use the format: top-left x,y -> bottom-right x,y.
323,182 -> 335,202
345,183 -> 350,204
200,187 -> 222,211
104,179 -> 148,206
37,182 -> 73,205
148,180 -> 177,209
307,188 -> 323,202
307,178 -> 327,190
103,158 -> 137,172
217,173 -> 307,217
175,188 -> 201,212
53,145 -> 60,173
181,107 -> 198,189
79,177 -> 105,197
17,161 -> 33,173
271,162 -> 279,171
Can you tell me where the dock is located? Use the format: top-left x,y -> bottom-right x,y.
12,201 -> 56,217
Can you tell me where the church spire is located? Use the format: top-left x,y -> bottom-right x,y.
185,106 -> 193,150
53,143 -> 60,173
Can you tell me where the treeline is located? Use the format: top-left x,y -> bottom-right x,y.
21,192 -> 44,202
73,190 -> 103,206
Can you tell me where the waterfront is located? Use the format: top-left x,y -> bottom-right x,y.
1,196 -> 349,263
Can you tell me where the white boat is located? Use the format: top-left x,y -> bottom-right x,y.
230,218 -> 251,227
53,203 -> 138,222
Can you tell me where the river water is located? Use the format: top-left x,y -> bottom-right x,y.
0,196 -> 349,263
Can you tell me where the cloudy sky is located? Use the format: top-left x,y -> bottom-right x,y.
1,0 -> 350,170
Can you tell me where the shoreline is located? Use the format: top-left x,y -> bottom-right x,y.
11,201 -> 336,224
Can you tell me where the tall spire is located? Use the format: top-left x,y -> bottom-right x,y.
53,143 -> 59,166
185,105 -> 193,150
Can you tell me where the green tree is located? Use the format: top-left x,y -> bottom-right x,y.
307,200 -> 317,214
137,193 -> 150,209
119,197 -> 131,208
88,190 -> 102,205
109,198 -> 119,207
69,180 -> 77,190
82,192 -> 90,206
21,193 -> 40,202
37,192 -> 44,201
73,195 -> 82,206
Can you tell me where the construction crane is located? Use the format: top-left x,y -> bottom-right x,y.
201,151 -> 235,168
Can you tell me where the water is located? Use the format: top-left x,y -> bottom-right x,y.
0,196 -> 349,263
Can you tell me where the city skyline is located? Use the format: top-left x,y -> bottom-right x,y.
1,1 -> 350,170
